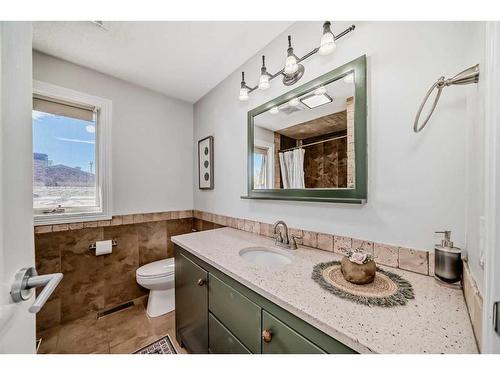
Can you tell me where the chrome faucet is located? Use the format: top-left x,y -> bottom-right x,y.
273,220 -> 300,250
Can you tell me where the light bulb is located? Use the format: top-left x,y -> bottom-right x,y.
318,21 -> 336,56
288,97 -> 300,107
343,73 -> 354,84
259,74 -> 270,90
239,87 -> 249,101
314,86 -> 326,95
270,106 -> 279,114
284,54 -> 299,75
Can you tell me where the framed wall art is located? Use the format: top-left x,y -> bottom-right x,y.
198,136 -> 214,190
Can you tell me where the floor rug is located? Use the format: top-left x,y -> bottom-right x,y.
133,335 -> 178,354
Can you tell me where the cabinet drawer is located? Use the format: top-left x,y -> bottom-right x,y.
209,313 -> 251,354
208,274 -> 261,353
262,310 -> 325,354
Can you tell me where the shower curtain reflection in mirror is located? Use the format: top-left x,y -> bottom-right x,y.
279,148 -> 305,189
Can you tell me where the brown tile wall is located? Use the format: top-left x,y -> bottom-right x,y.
346,96 -> 355,188
303,136 -> 348,188
34,210 -> 193,332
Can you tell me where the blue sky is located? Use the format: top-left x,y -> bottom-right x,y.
32,111 -> 96,172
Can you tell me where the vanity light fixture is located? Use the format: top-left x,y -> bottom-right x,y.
318,21 -> 336,55
238,21 -> 355,101
259,56 -> 271,90
270,106 -> 279,114
239,72 -> 249,101
284,36 -> 300,75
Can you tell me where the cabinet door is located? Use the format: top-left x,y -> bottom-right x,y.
209,313 -> 251,354
208,274 -> 261,353
261,310 -> 325,354
175,252 -> 209,353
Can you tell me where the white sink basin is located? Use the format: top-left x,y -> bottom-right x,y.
239,247 -> 293,267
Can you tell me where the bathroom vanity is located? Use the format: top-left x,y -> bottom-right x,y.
175,244 -> 354,354
172,228 -> 478,354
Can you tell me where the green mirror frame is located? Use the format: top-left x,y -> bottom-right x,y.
242,55 -> 367,204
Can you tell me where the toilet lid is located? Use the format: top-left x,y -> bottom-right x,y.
136,258 -> 175,278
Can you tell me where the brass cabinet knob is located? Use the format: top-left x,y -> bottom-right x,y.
197,279 -> 206,286
261,329 -> 272,343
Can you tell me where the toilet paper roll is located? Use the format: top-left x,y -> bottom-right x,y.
95,240 -> 113,256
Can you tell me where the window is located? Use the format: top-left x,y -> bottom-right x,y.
253,142 -> 274,190
253,146 -> 268,189
32,81 -> 112,224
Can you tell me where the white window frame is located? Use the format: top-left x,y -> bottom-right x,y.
254,139 -> 274,189
33,80 -> 112,225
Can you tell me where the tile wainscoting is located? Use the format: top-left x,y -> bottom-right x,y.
193,209 -> 484,351
462,261 -> 483,351
34,208 -> 483,351
193,210 -> 435,276
34,210 -> 194,333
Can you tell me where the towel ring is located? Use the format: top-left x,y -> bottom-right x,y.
413,77 -> 445,133
413,64 -> 480,133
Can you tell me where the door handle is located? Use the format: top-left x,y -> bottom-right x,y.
10,267 -> 63,314
494,301 -> 500,336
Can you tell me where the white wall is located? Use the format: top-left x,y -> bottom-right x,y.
194,21 -> 483,255
33,51 -> 194,215
465,24 -> 487,294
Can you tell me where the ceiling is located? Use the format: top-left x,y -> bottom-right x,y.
32,21 -> 293,103
277,111 -> 347,140
254,75 -> 355,132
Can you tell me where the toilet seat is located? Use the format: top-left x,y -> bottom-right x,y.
136,258 -> 174,279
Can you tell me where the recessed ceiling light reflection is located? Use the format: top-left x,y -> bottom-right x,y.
343,73 -> 354,84
270,106 -> 279,114
314,86 -> 326,95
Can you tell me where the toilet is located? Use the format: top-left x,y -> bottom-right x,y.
136,258 -> 175,318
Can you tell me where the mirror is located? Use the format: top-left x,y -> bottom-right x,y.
245,55 -> 366,203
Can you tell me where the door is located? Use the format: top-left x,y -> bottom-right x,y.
175,251 -> 209,353
483,21 -> 500,353
0,22 -> 37,353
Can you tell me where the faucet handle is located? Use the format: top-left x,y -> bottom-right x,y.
290,235 -> 302,249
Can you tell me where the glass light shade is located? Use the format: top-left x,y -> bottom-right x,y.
343,73 -> 354,84
288,97 -> 300,107
314,86 -> 326,95
258,74 -> 270,90
270,106 -> 279,114
284,55 -> 299,75
318,31 -> 336,56
238,87 -> 249,101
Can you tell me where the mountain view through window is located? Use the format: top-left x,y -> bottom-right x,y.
33,109 -> 97,212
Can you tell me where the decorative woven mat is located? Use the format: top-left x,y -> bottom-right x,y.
312,261 -> 414,307
133,335 -> 178,354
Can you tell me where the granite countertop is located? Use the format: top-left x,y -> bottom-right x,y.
171,227 -> 478,354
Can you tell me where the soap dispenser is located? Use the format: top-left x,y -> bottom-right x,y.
434,231 -> 462,283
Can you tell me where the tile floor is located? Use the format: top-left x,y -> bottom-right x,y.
37,300 -> 186,354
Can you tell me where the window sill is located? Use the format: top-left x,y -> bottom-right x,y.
34,211 -> 112,226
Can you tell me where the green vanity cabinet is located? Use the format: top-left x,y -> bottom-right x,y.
208,274 -> 261,353
175,252 -> 209,353
209,313 -> 251,354
261,311 -> 325,354
175,245 -> 357,354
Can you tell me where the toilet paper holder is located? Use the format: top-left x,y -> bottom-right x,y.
89,239 -> 118,252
